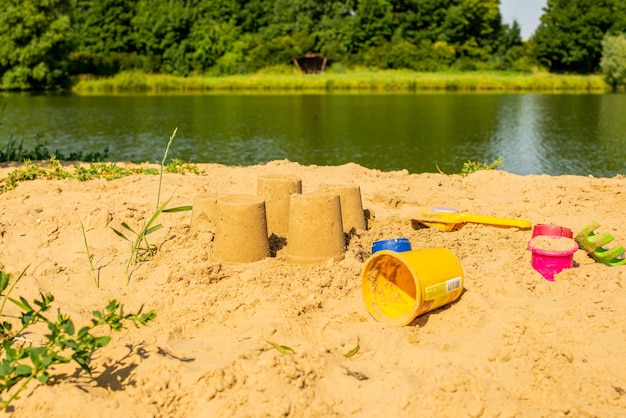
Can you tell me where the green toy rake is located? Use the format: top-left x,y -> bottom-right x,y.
575,222 -> 626,267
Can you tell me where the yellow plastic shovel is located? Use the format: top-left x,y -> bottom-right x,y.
412,208 -> 532,232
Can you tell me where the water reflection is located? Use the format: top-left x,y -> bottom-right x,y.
492,95 -> 547,175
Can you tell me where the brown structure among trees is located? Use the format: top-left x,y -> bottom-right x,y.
293,53 -> 328,74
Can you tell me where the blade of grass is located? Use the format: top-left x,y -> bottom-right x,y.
162,205 -> 192,213
262,339 -> 296,355
124,238 -> 138,284
110,227 -> 130,241
343,343 -> 360,358
79,219 -> 98,288
145,195 -> 173,233
156,128 -> 177,211
143,224 -> 164,236
0,266 -> 29,316
120,222 -> 137,234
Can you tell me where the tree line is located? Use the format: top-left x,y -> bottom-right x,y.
1,0 -> 626,90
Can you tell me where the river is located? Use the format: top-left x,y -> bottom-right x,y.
2,92 -> 625,177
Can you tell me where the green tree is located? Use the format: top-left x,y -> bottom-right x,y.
490,20 -> 536,71
600,33 -> 626,90
249,0 -> 320,68
70,0 -> 139,75
391,0 -> 452,44
240,0 -> 353,71
0,0 -> 72,90
236,0 -> 275,33
345,0 -> 394,54
132,0 -> 194,75
362,0 -> 502,70
441,0 -> 502,60
496,20 -> 523,54
72,0 -> 137,54
533,0 -> 626,73
188,0 -> 241,72
315,2 -> 353,61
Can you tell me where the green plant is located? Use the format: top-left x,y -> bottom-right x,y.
0,157 -> 202,196
111,128 -> 192,283
0,131 -> 109,164
460,156 -> 503,176
0,268 -> 155,410
73,162 -> 156,181
164,158 -> 203,175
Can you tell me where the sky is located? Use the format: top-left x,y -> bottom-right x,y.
499,0 -> 546,40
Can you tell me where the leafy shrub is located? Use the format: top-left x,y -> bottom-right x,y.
0,136 -> 108,164
69,52 -> 148,76
361,40 -> 456,72
461,156 -> 503,176
451,57 -> 479,71
325,63 -> 347,74
255,64 -> 300,75
0,269 -> 155,410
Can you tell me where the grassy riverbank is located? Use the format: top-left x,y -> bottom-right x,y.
71,70 -> 610,93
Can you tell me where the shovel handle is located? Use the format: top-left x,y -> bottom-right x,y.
457,213 -> 531,229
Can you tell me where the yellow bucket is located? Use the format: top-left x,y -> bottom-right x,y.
361,248 -> 464,326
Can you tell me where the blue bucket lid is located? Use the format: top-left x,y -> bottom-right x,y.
372,238 -> 412,253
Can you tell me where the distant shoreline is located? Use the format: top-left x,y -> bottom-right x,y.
71,70 -> 610,94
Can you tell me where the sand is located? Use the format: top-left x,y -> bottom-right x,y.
528,236 -> 579,252
1,160 -> 625,417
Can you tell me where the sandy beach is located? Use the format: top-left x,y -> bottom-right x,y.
1,160 -> 625,417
